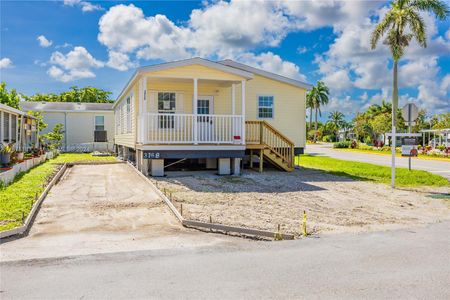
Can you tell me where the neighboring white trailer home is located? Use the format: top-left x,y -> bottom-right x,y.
20,101 -> 114,152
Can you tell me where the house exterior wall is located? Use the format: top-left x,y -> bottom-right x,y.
40,111 -> 114,146
244,75 -> 306,148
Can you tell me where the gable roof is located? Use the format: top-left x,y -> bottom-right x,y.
139,57 -> 254,79
114,57 -> 311,108
113,57 -> 254,108
20,101 -> 114,112
219,59 -> 312,90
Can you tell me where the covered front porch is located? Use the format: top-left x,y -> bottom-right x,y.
136,70 -> 249,146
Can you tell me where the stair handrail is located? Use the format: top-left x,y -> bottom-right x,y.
245,120 -> 295,168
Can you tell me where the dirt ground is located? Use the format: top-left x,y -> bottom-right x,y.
153,169 -> 450,236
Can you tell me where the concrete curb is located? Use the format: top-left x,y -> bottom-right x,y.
127,161 -> 295,240
0,163 -> 68,239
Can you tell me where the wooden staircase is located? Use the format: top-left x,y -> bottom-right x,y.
245,120 -> 295,172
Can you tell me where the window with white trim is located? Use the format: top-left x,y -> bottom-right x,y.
115,110 -> 120,134
126,96 -> 132,133
258,96 -> 274,119
158,92 -> 176,128
95,116 -> 105,131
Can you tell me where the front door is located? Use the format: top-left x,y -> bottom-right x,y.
197,96 -> 214,142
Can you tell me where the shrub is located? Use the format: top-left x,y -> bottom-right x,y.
333,141 -> 351,148
374,140 -> 384,148
322,135 -> 334,142
358,143 -> 373,151
364,136 -> 372,145
351,139 -> 358,149
437,145 -> 446,151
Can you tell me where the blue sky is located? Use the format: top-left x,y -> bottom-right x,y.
1,0 -> 449,120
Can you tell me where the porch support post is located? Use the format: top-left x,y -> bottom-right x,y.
15,115 -> 19,147
8,113 -> 12,143
241,80 -> 246,145
193,78 -> 198,145
231,83 -> 236,115
140,77 -> 148,144
138,78 -> 143,143
0,111 -> 3,143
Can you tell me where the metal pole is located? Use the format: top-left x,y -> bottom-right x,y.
408,123 -> 411,171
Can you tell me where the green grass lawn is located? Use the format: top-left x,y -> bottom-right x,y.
333,148 -> 449,161
296,155 -> 449,187
0,153 -> 116,232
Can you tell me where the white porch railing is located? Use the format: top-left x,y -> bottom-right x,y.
144,113 -> 244,144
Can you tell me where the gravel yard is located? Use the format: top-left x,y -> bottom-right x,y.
153,169 -> 450,236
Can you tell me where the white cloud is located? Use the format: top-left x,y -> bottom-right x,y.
322,69 -> 352,91
106,51 -> 138,71
0,57 -> 12,69
48,46 -> 104,82
297,47 -> 308,54
97,2 -> 306,80
37,35 -> 52,48
189,0 -> 291,57
440,74 -> 450,93
323,96 -> 359,117
98,5 -> 192,61
93,1 -> 449,114
63,0 -> 103,12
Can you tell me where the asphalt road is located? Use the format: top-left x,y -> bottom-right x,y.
305,143 -> 450,179
1,222 -> 449,299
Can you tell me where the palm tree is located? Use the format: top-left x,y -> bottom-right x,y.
312,81 -> 329,142
329,111 -> 345,142
306,90 -> 315,131
371,0 -> 449,186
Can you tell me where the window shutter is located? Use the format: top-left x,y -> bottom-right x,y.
148,92 -> 157,113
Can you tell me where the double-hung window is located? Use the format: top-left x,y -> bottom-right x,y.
258,96 -> 274,119
94,116 -> 107,142
95,116 -> 105,131
126,96 -> 132,133
158,92 -> 176,129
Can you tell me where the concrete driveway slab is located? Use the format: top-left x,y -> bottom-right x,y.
0,164 -> 242,261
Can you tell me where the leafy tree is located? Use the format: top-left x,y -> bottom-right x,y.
328,111 -> 345,141
42,123 -> 64,149
432,112 -> 450,129
370,112 -> 392,139
22,86 -> 113,103
306,91 -> 314,131
0,82 -> 20,109
371,0 -> 449,152
309,81 -> 330,142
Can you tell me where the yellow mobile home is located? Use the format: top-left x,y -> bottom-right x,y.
113,58 -> 311,176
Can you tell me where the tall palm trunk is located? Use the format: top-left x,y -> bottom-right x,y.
309,107 -> 313,131
390,60 -> 398,187
313,108 -> 318,143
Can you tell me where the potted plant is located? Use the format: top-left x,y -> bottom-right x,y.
0,142 -> 15,166
16,150 -> 24,161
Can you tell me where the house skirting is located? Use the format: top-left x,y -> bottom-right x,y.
142,149 -> 244,159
